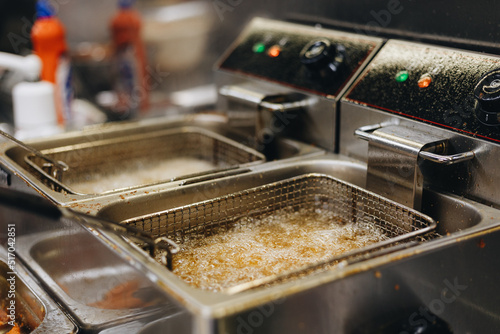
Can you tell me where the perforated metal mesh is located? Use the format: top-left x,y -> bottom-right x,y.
25,128 -> 264,194
123,173 -> 435,250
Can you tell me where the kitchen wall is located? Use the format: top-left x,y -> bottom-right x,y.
3,0 -> 500,65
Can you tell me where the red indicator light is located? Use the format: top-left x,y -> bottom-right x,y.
268,45 -> 281,58
418,74 -> 432,88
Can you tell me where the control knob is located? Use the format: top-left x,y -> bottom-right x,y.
299,39 -> 346,79
474,69 -> 500,126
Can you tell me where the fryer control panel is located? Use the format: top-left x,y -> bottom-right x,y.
217,18 -> 382,99
344,40 -> 500,144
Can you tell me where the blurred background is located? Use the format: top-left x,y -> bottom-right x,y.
1,0 -> 500,127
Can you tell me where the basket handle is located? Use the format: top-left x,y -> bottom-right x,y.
0,129 -> 68,180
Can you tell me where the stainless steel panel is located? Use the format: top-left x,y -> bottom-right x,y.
340,40 -> 500,207
215,17 -> 383,152
339,101 -> 500,208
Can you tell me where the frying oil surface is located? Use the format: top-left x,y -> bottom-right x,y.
170,208 -> 388,292
69,158 -> 216,193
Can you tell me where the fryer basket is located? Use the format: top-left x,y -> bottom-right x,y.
122,174 -> 436,292
24,127 -> 265,195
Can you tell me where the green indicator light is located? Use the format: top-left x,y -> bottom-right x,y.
253,42 -> 266,53
395,70 -> 409,82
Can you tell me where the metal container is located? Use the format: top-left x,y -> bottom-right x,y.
0,248 -> 76,333
85,156 -> 500,333
4,135 -> 497,334
24,126 -> 264,195
0,188 -> 184,333
0,115 -> 320,206
123,173 -> 436,293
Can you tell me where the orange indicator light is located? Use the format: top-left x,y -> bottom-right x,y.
418,74 -> 432,88
268,45 -> 281,58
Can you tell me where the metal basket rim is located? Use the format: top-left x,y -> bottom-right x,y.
23,126 -> 266,195
122,173 -> 437,293
122,173 -> 436,231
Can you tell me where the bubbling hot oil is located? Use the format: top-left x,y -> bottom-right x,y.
168,208 -> 389,292
69,158 -> 216,193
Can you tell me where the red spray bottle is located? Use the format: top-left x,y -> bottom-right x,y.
31,0 -> 72,127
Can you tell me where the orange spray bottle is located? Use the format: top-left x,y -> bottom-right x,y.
110,0 -> 149,116
31,0 -> 72,127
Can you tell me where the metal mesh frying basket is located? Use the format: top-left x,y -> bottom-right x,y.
24,127 -> 265,195
122,174 -> 436,292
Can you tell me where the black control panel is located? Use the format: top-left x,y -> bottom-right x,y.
217,18 -> 382,99
344,40 -> 500,144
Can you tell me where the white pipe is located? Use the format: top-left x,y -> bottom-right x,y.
0,52 -> 42,81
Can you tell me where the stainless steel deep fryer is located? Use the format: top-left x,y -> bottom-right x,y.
122,173 -> 436,293
24,126 -> 265,195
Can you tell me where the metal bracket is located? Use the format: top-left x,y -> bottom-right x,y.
355,123 -> 475,210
